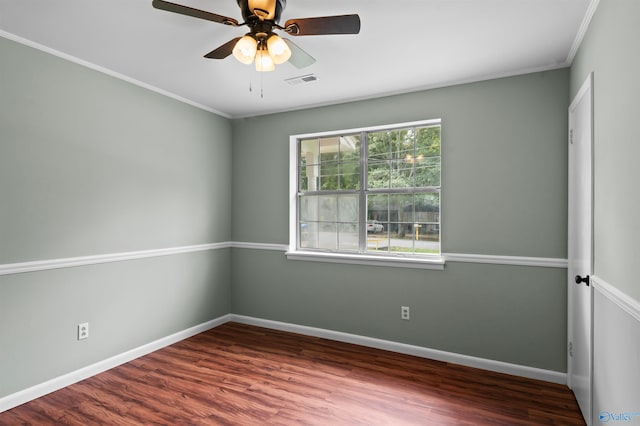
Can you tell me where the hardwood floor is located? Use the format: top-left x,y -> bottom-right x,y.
1,322 -> 585,425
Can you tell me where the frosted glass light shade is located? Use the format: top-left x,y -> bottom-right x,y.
266,34 -> 291,64
232,36 -> 258,65
255,49 -> 275,72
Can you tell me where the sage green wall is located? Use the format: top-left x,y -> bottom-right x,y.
231,70 -> 570,371
570,0 -> 640,302
0,37 -> 232,397
0,38 -> 232,262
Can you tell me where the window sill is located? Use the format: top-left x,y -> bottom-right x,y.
285,250 -> 445,270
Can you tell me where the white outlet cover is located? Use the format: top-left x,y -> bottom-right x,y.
78,322 -> 89,340
401,306 -> 410,320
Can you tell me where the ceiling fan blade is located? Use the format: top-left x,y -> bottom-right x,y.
284,14 -> 361,36
284,39 -> 316,68
152,0 -> 240,26
204,37 -> 242,59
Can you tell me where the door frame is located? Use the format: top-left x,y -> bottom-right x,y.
567,72 -> 594,425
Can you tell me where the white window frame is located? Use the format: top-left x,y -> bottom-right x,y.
287,120 -> 445,270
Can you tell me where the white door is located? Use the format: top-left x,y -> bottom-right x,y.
567,73 -> 593,425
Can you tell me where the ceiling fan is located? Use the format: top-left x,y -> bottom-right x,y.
152,0 -> 361,72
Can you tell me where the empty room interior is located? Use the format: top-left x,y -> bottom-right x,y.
1,0 -> 639,424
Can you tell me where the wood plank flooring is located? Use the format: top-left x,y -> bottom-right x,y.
1,322 -> 585,425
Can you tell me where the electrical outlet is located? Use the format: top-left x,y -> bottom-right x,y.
78,322 -> 89,340
401,306 -> 410,320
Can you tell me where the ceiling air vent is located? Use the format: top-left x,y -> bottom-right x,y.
285,74 -> 319,86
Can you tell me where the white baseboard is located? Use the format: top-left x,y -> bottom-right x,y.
1,312 -> 567,414
0,314 -> 232,413
229,314 -> 567,385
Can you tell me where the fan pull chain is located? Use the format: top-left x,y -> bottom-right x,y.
247,77 -> 264,98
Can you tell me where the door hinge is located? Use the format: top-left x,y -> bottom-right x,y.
569,341 -> 573,357
569,129 -> 574,144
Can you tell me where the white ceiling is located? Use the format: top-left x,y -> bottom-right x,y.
0,0 -> 594,118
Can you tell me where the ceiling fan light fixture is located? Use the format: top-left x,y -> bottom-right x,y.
255,48 -> 275,72
152,0 -> 360,73
232,35 -> 258,64
266,34 -> 291,64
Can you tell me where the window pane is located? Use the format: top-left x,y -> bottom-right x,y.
368,161 -> 390,189
300,139 -> 320,191
319,160 -> 339,190
392,130 -> 413,161
383,193 -> 441,255
415,192 -> 439,211
386,222 -> 409,254
416,126 -> 441,158
340,161 -> 360,190
391,194 -> 415,225
319,136 -> 340,157
338,195 -> 358,222
367,233 -> 389,253
368,194 -> 389,222
319,137 -> 340,191
318,222 -> 337,250
390,159 -> 414,189
388,194 -> 415,253
415,192 -> 440,253
415,156 -> 441,187
299,162 -> 308,191
367,131 -> 392,161
301,138 -> 319,158
299,222 -> 318,249
339,135 -> 360,162
367,194 -> 388,254
338,223 -> 359,251
318,196 -> 337,222
300,135 -> 363,192
299,195 -> 319,222
299,195 -> 320,222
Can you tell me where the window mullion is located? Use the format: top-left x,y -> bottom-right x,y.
296,142 -> 301,250
358,131 -> 368,253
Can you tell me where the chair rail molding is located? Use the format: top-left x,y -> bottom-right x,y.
0,243 -> 232,277
592,275 -> 640,323
0,242 -> 569,277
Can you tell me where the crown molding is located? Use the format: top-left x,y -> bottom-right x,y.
566,0 -> 601,63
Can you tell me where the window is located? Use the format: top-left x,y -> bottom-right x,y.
288,120 -> 443,268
